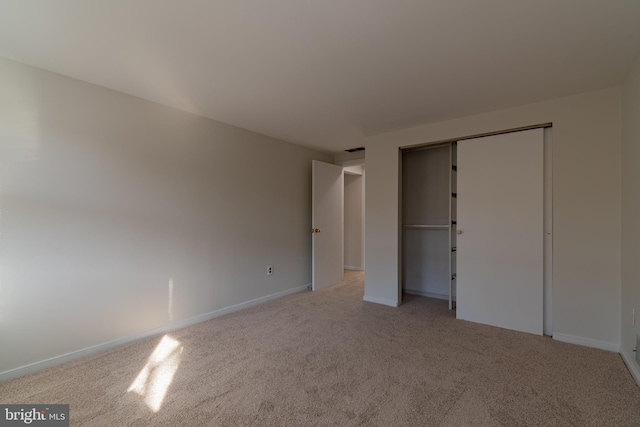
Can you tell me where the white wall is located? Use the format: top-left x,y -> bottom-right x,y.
364,87 -> 622,350
344,173 -> 364,270
621,53 -> 640,382
0,57 -> 331,378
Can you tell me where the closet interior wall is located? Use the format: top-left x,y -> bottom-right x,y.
401,143 -> 457,307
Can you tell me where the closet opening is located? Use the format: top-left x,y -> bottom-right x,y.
400,142 -> 457,310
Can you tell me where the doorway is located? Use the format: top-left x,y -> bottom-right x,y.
344,165 -> 365,271
311,160 -> 365,290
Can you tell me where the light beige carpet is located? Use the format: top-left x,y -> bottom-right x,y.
1,271 -> 639,426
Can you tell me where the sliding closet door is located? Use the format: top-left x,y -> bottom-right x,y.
457,128 -> 543,335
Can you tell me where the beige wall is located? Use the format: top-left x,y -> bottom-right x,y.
0,57 -> 331,378
621,53 -> 640,381
364,87 -> 622,350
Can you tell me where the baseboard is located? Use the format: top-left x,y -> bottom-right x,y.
344,266 -> 363,271
552,333 -> 620,353
620,349 -> 640,387
403,289 -> 456,301
363,294 -> 399,307
0,283 -> 310,383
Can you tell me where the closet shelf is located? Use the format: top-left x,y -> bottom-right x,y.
403,224 -> 449,230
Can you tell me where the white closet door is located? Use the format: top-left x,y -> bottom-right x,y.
457,128 -> 543,335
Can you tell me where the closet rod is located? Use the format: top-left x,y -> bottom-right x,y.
401,122 -> 552,152
403,224 -> 449,229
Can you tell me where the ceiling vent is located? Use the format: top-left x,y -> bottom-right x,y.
345,147 -> 365,153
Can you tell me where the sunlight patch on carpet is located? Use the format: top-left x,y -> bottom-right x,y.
127,334 -> 183,412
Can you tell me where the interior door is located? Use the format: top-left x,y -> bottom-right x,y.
312,160 -> 344,290
456,128 -> 544,335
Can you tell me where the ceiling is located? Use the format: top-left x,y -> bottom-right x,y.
1,1 -> 639,153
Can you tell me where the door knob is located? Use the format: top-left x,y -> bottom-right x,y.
457,230 -> 463,235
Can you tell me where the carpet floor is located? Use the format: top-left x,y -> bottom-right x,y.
1,271 -> 639,426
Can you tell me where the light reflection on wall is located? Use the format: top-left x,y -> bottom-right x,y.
127,334 -> 183,412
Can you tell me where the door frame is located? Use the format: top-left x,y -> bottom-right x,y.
312,158 -> 366,290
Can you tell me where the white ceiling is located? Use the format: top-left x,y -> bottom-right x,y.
1,1 -> 639,153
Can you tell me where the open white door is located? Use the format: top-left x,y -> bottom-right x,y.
312,160 -> 344,291
456,128 -> 544,335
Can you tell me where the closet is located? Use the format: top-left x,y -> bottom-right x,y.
401,143 -> 457,309
401,127 -> 547,336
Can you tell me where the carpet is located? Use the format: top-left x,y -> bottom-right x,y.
1,271 -> 639,426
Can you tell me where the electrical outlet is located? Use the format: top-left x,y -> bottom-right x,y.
267,266 -> 273,276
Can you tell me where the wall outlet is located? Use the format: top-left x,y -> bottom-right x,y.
267,266 -> 273,276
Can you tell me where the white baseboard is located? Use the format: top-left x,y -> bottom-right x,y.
0,283 -> 310,383
344,266 -> 363,271
403,289 -> 456,301
620,349 -> 640,387
363,294 -> 399,307
552,333 -> 620,353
